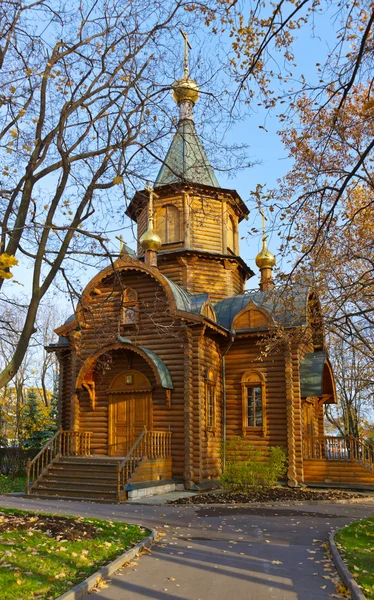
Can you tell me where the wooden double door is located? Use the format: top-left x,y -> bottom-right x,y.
110,393 -> 151,456
108,370 -> 152,457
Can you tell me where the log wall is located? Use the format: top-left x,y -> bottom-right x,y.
224,337 -> 288,453
157,253 -> 246,302
68,267 -> 188,479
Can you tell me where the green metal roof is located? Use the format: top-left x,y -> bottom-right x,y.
300,351 -> 328,397
155,119 -> 220,188
117,336 -> 173,389
214,284 -> 311,331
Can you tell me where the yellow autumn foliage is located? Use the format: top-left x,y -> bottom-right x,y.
0,253 -> 18,279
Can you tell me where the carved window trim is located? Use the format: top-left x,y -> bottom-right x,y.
205,368 -> 216,434
241,371 -> 266,436
121,288 -> 138,326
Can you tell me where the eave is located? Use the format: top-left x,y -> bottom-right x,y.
126,182 -> 249,223
157,248 -> 255,280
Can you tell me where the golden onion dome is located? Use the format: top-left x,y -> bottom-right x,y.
140,227 -> 162,252
255,239 -> 276,270
172,77 -> 200,105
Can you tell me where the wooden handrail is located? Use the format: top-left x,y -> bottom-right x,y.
303,435 -> 374,473
116,428 -> 172,502
26,429 -> 92,494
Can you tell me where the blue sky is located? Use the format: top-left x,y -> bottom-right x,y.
8,6 -> 336,309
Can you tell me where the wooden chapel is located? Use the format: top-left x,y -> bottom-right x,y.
26,40 -> 374,501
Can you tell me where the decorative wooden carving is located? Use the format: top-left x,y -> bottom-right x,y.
166,389 -> 172,408
82,381 -> 96,410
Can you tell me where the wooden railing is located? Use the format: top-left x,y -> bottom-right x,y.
117,428 -> 172,501
303,435 -> 374,473
26,429 -> 92,493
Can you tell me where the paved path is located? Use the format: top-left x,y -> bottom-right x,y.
1,495 -> 373,600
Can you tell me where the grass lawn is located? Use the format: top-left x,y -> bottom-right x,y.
335,517 -> 374,599
0,474 -> 26,494
0,506 -> 148,600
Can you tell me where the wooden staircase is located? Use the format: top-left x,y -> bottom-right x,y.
27,428 -> 172,502
29,457 -> 125,502
303,435 -> 374,486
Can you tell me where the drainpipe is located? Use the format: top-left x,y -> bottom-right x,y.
222,331 -> 235,470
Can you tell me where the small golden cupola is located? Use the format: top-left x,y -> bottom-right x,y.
171,30 -> 200,118
140,187 -> 162,267
256,210 -> 276,291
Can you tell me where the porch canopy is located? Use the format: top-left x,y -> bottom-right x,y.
300,351 -> 337,404
118,336 -> 173,389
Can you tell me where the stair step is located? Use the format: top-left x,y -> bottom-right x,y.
26,493 -> 119,504
47,470 -> 118,480
56,461 -> 119,469
30,486 -> 117,499
34,480 -> 117,490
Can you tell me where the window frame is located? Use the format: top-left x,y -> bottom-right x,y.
241,371 -> 266,436
120,288 -> 138,326
155,204 -> 181,245
227,213 -> 236,254
205,368 -> 217,434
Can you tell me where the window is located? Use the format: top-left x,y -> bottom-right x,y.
156,204 -> 180,244
241,371 -> 265,434
121,288 -> 138,325
205,369 -> 216,432
227,214 -> 236,253
246,386 -> 263,427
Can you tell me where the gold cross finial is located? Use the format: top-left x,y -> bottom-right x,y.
144,185 -> 159,228
115,234 -> 124,252
179,29 -> 192,79
260,209 -> 267,243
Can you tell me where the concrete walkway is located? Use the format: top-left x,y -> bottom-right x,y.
1,495 -> 373,600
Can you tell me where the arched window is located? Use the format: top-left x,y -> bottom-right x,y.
156,204 -> 180,244
241,371 -> 266,434
227,214 -> 236,253
121,288 -> 138,325
205,368 -> 216,432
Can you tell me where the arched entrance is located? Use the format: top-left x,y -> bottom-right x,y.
108,370 -> 152,456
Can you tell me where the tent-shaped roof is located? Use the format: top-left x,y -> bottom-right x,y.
155,119 -> 220,188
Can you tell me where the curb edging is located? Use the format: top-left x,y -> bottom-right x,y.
56,528 -> 156,600
329,531 -> 366,600
161,497 -> 374,508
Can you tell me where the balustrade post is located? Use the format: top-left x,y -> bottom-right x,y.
26,459 -> 31,494
117,463 -> 121,503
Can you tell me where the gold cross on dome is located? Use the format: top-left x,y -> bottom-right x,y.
115,234 -> 124,252
260,209 -> 267,242
144,186 -> 159,227
179,29 -> 192,78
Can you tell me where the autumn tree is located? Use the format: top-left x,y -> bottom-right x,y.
325,334 -> 374,438
0,0 -> 208,390
202,1 -> 374,401
0,301 -> 62,443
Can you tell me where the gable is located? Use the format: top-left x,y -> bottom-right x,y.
233,308 -> 271,330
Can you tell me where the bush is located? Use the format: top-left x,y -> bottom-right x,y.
0,447 -> 39,477
221,437 -> 287,492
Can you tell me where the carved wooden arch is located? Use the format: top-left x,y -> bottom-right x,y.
71,262 -> 179,331
76,342 -> 163,392
233,300 -> 273,331
321,359 -> 338,404
241,369 -> 266,385
109,369 -> 152,393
